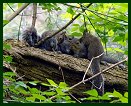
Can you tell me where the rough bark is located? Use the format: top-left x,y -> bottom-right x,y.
3,40 -> 128,96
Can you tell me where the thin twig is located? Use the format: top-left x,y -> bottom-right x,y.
7,3 -> 15,12
17,13 -> 23,41
85,14 -> 101,38
69,57 -> 128,90
82,52 -> 104,83
68,92 -> 81,103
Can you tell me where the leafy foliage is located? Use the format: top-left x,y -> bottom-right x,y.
81,89 -> 128,103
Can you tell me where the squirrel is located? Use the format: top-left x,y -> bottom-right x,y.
58,36 -> 75,55
79,31 -> 104,96
38,30 -> 67,51
22,28 -> 67,52
22,26 -> 40,47
68,37 -> 125,69
67,32 -> 104,95
69,31 -> 126,95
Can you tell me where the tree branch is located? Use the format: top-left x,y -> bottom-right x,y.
4,3 -> 30,27
32,3 -> 37,27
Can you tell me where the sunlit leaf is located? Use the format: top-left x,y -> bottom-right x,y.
29,88 -> 41,94
56,88 -> 67,95
114,48 -> 124,53
59,82 -> 68,89
32,94 -> 46,100
119,97 -> 128,103
3,72 -> 16,77
26,97 -> 35,102
84,89 -> 98,97
86,97 -> 99,101
108,30 -> 114,36
70,32 -> 82,37
112,89 -> 123,98
67,7 -> 75,16
46,79 -> 58,87
61,13 -> 72,19
15,81 -> 27,88
3,43 -> 11,50
3,20 -> 9,25
3,55 -> 13,63
124,92 -> 128,98
43,91 -> 56,96
28,81 -> 39,86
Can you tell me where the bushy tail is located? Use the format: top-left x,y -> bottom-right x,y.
91,59 -> 104,96
22,27 -> 39,47
102,55 -> 126,69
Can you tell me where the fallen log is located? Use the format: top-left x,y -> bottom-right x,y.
3,40 -> 128,96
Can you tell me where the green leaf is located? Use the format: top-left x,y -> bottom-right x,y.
29,88 -> 41,94
103,92 -> 114,98
84,89 -> 98,97
28,81 -> 38,86
63,96 -> 71,100
99,94 -> 111,100
18,3 -> 23,8
79,26 -> 85,33
26,97 -> 35,102
108,30 -> 114,36
3,72 -> 16,77
59,82 -> 68,89
3,20 -> 9,25
119,97 -> 128,103
113,48 -> 124,53
113,36 -> 122,42
71,26 -> 79,32
86,97 -> 99,101
46,79 -> 58,87
19,88 -> 29,95
67,7 -> 75,15
112,90 -> 123,98
124,50 -> 128,55
71,32 -> 82,37
3,55 -> 13,63
15,81 -> 27,88
43,91 -> 56,96
56,88 -> 67,95
113,33 -> 125,42
3,43 -> 11,50
72,24 -> 80,27
32,94 -> 46,100
118,40 -> 127,46
124,92 -> 128,98
41,82 -> 52,87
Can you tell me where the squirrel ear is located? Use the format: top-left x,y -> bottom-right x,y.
61,31 -> 66,35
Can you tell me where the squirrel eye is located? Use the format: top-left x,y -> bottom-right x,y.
76,41 -> 80,44
68,38 -> 72,40
59,37 -> 62,40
